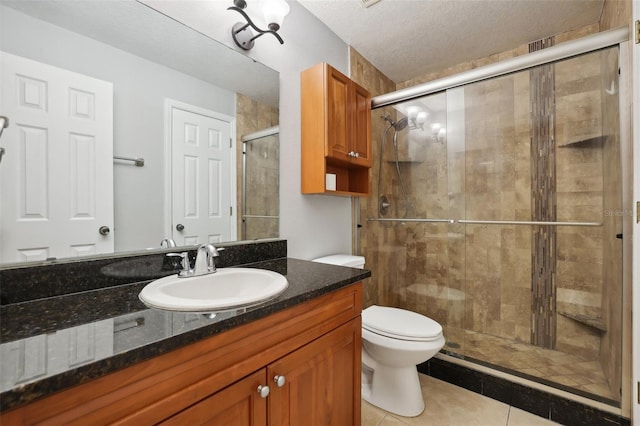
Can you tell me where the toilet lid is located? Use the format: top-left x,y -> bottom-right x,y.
362,305 -> 442,341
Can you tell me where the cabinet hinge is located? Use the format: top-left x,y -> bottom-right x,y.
230,206 -> 233,216
636,20 -> 640,44
637,201 -> 640,224
230,138 -> 233,148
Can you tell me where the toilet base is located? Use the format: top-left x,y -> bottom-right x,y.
362,364 -> 425,417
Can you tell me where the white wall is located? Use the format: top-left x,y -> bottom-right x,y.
143,0 -> 354,259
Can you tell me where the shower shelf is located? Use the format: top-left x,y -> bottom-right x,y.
558,311 -> 606,332
558,135 -> 607,148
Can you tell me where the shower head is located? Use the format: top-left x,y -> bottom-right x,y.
394,117 -> 408,131
381,115 -> 408,131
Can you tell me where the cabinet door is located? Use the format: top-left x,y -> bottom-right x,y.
350,82 -> 372,167
267,318 -> 361,426
325,66 -> 351,162
161,369 -> 268,426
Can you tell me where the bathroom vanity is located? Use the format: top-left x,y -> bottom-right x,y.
0,241 -> 369,424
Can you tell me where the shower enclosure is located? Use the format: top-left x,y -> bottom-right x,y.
241,126 -> 279,240
361,38 -> 626,406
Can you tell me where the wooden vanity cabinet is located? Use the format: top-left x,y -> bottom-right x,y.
301,62 -> 371,196
0,283 -> 362,425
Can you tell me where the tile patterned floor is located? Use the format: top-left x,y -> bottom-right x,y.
443,330 -> 617,402
362,374 -> 559,426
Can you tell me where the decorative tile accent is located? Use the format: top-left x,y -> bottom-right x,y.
529,36 -> 557,349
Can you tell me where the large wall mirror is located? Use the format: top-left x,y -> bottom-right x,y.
0,0 -> 280,266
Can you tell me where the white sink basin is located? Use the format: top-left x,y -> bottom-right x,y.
139,268 -> 288,312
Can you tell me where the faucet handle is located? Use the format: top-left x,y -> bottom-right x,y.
167,252 -> 191,276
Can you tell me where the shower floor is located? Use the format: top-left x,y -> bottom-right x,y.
444,329 -> 618,404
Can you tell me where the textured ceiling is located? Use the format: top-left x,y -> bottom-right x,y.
298,0 -> 605,83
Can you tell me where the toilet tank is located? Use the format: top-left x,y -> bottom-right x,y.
312,254 -> 365,269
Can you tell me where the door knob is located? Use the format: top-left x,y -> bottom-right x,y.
257,385 -> 270,398
98,226 -> 110,235
176,223 -> 184,232
274,375 -> 286,387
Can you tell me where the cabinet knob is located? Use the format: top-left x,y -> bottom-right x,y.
274,375 -> 286,387
257,385 -> 270,398
354,152 -> 360,158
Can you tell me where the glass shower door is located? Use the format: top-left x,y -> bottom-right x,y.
242,129 -> 279,240
448,46 -> 622,403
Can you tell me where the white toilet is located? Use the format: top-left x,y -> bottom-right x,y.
312,254 -> 445,417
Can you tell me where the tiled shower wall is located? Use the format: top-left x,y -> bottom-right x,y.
350,14 -> 625,402
235,94 -> 279,240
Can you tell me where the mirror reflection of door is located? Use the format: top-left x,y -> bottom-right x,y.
0,52 -> 114,263
167,100 -> 236,246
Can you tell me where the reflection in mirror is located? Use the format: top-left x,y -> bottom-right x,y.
241,126 -> 280,240
0,1 -> 279,266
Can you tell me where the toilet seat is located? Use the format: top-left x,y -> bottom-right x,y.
362,305 -> 442,342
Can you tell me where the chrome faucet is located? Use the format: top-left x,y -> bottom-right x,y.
167,244 -> 223,277
160,237 -> 177,248
193,244 -> 222,276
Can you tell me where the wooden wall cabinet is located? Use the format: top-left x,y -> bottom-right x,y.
301,62 -> 371,196
1,284 -> 362,426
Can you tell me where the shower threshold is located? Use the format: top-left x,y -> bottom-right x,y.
444,329 -> 619,406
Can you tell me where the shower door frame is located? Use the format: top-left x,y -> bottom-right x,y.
368,26 -> 634,418
241,125 -> 280,240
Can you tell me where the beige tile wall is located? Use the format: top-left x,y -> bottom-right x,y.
349,13 -> 627,401
235,94 -> 279,240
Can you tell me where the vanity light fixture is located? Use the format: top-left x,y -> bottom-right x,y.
431,123 -> 446,142
228,0 -> 290,50
406,106 -> 428,130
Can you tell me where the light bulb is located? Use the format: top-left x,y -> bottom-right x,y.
416,111 -> 428,125
406,106 -> 419,121
262,0 -> 290,31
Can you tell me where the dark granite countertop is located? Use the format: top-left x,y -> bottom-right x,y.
0,256 -> 370,412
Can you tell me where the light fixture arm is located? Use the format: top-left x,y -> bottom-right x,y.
228,5 -> 284,50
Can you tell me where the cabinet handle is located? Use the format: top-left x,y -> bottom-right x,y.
257,385 -> 270,398
274,375 -> 286,387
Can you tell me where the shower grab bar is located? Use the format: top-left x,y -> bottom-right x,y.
458,219 -> 602,227
368,218 -> 455,223
368,218 -> 602,227
242,215 -> 279,219
113,156 -> 145,167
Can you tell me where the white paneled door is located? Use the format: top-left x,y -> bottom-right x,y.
169,102 -> 235,246
0,52 -> 113,263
